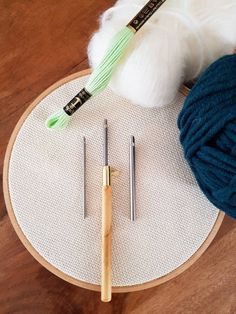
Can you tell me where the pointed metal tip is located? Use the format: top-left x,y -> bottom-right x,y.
104,119 -> 108,127
131,215 -> 135,222
130,136 -> 135,145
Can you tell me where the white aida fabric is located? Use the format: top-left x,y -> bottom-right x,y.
8,74 -> 219,287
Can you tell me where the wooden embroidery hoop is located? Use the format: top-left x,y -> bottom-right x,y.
3,69 -> 224,293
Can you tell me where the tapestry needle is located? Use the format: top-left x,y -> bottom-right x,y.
130,136 -> 136,221
82,136 -> 86,219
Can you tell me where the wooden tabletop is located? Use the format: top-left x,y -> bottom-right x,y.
0,1 -> 236,313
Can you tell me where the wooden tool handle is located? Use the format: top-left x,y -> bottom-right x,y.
101,185 -> 112,302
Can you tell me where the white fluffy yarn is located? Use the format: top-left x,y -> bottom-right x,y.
88,0 -> 236,108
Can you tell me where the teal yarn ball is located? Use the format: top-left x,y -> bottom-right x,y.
178,54 -> 236,219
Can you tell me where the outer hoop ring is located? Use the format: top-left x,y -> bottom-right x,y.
3,69 -> 224,293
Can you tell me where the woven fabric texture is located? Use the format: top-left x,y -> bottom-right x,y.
8,74 -> 219,287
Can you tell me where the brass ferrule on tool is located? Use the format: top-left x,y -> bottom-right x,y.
103,166 -> 111,186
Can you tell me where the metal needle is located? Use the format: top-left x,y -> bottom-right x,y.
82,136 -> 86,219
130,136 -> 136,221
103,119 -> 108,166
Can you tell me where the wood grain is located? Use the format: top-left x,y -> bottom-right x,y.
0,1 -> 236,313
102,184 -> 113,302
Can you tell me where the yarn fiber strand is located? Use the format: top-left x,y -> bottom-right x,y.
46,27 -> 134,130
86,26 -> 134,95
178,54 -> 236,219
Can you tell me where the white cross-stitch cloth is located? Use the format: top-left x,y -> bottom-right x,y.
8,74 -> 219,287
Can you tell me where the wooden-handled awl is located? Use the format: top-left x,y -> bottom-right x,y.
101,119 -> 118,302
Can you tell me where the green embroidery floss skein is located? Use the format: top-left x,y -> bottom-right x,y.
46,0 -> 167,130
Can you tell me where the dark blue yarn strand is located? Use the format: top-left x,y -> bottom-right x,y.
178,58 -> 236,130
178,54 -> 236,219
